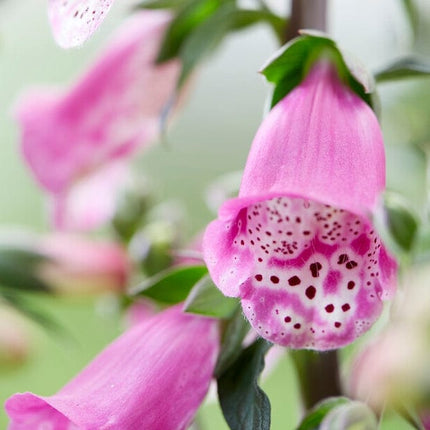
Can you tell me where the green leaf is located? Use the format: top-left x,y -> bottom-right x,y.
0,291 -> 62,334
0,248 -> 51,293
400,0 -> 419,39
184,274 -> 238,318
375,56 -> 430,83
385,193 -> 418,252
296,397 -> 350,430
130,265 -> 208,304
215,307 -> 251,377
156,0 -> 222,63
319,401 -> 378,430
217,338 -> 272,430
260,32 -> 375,109
173,3 -> 286,85
178,3 -> 236,84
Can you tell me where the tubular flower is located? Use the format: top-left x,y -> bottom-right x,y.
48,0 -> 114,48
5,305 -> 219,430
203,61 -> 397,350
37,233 -> 130,295
16,11 -> 180,231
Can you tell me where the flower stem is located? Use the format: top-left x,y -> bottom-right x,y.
285,0 -> 328,42
289,349 -> 342,411
284,0 -> 338,413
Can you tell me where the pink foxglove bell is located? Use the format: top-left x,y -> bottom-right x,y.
48,0 -> 115,48
203,61 -> 397,350
5,305 -> 219,429
16,11 -> 180,231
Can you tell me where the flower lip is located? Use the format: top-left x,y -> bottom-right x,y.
203,192 -> 397,350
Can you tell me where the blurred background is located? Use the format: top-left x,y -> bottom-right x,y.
0,0 -> 429,428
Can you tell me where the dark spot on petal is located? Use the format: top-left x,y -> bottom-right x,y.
334,322 -> 341,328
270,275 -> 280,284
294,323 -> 301,329
341,303 -> 351,312
255,274 -> 262,281
337,254 -> 349,264
325,304 -> 334,313
284,316 -> 291,323
288,276 -> 301,286
347,281 -> 355,290
310,262 -> 322,278
305,286 -> 316,299
346,261 -> 358,269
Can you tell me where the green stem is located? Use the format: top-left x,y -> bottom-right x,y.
285,0 -> 337,414
290,350 -> 342,411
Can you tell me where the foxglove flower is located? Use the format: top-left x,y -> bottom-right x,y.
48,0 -> 114,48
203,61 -> 397,350
6,305 -> 219,429
38,233 -> 130,295
16,11 -> 180,231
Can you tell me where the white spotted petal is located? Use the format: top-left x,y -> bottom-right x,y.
48,0 -> 114,48
203,62 -> 397,350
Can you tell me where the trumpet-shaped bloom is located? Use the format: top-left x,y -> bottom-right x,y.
48,0 -> 114,48
5,305 -> 219,429
203,62 -> 397,350
17,11 -> 180,231
38,233 -> 130,295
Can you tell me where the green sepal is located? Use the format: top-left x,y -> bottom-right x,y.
184,274 -> 238,318
296,397 -> 350,430
130,265 -> 208,304
318,400 -> 378,430
260,31 -> 376,110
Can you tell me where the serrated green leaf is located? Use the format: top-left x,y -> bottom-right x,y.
130,265 -> 208,303
217,338 -> 272,430
320,401 -> 378,430
260,32 -> 375,109
375,56 -> 430,83
183,274 -> 238,318
157,0 -> 222,63
215,307 -> 250,377
0,248 -> 51,293
296,397 -> 350,430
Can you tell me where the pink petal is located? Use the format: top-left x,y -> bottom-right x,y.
48,0 -> 115,48
16,11 -> 180,230
203,62 -> 397,350
6,305 -> 219,429
241,62 -> 385,217
38,232 -> 130,294
50,162 -> 130,231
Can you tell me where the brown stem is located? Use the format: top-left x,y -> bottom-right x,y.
286,0 -> 328,42
290,349 -> 343,411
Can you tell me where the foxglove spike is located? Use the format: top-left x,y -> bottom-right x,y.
203,62 -> 397,350
16,11 -> 180,231
48,0 -> 114,48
